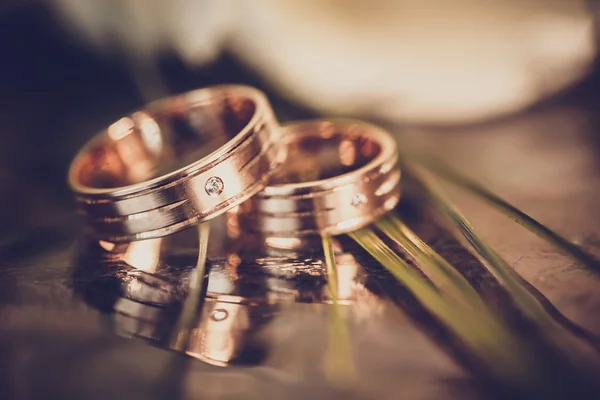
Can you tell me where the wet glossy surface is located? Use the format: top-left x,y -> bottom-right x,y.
3,4 -> 600,399
76,227 -> 383,366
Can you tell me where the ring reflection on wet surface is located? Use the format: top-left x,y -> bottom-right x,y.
73,220 -> 386,367
71,183 -> 600,399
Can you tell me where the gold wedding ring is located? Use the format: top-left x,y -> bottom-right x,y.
69,85 -> 282,242
239,119 -> 401,238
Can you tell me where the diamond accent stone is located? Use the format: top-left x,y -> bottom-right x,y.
351,193 -> 367,207
211,309 -> 228,321
205,176 -> 224,196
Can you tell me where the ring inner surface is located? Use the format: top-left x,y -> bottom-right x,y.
76,94 -> 256,189
270,125 -> 381,185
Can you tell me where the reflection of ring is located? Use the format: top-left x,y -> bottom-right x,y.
75,233 -> 380,367
240,119 -> 401,238
68,85 -> 282,241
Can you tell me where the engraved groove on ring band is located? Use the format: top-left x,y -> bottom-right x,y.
74,119 -> 274,205
85,138 -> 279,222
69,85 -> 282,241
255,179 -> 401,218
253,195 -> 401,236
79,136 -> 279,218
258,155 -> 398,198
255,168 -> 398,202
238,119 -> 401,237
103,169 -> 277,242
90,152 -> 281,237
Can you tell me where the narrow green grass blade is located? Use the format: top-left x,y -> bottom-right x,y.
412,170 -> 600,350
170,222 -> 210,352
414,156 -> 600,273
322,235 -> 340,302
349,228 -> 537,386
376,215 -> 482,308
321,234 -> 357,386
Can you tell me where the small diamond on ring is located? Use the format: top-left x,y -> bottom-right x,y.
205,176 -> 224,196
351,193 -> 367,207
211,309 -> 228,321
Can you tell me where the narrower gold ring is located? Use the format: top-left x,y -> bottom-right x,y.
239,119 -> 401,238
68,85 -> 282,242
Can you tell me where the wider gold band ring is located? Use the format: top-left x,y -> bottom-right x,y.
239,119 -> 401,237
68,85 -> 282,242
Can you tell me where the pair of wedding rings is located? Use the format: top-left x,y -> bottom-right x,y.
68,85 -> 401,243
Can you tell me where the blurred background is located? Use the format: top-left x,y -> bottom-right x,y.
3,1 -> 600,398
1,0 -> 600,188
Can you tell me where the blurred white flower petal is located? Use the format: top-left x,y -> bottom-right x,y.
51,0 -> 597,125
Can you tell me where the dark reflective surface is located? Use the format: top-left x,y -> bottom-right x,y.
74,221 -> 386,367
66,191 -> 600,398
3,3 -> 600,399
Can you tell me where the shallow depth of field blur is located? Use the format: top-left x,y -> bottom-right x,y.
3,1 -> 600,399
